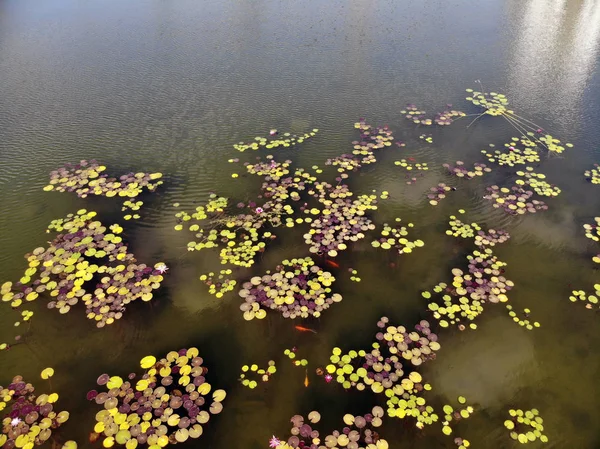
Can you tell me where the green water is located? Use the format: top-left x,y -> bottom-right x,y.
1,0 -> 600,447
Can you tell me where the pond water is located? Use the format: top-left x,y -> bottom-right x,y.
1,0 -> 600,447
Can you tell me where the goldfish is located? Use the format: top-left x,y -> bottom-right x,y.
325,259 -> 340,269
304,369 -> 309,387
295,325 -> 317,334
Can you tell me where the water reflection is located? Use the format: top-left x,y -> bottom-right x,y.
508,0 -> 600,127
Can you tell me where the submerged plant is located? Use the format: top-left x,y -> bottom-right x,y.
0,369 -> 70,448
504,408 -> 548,444
1,209 -> 166,329
371,219 -> 424,255
88,348 -> 225,447
238,257 -> 341,320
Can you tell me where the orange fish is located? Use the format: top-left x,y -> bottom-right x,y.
325,259 -> 340,269
295,325 -> 317,334
408,157 -> 416,161
304,369 -> 309,387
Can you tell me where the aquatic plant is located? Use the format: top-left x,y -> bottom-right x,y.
349,269 -> 361,283
239,361 -> 276,389
505,305 -> 540,330
238,257 -> 341,320
1,209 -> 166,329
88,348 -> 225,447
442,161 -> 491,179
424,249 -> 514,329
465,86 -> 573,154
371,219 -> 424,255
481,142 -> 540,167
483,185 -> 548,215
440,396 -> 474,445
284,348 -> 308,367
324,317 -> 441,427
583,217 -> 600,242
427,183 -> 455,206
233,129 -> 319,152
394,159 -> 429,185
419,134 -> 433,144
400,104 -> 466,126
569,285 -> 599,309
277,406 -> 389,449
515,168 -> 561,197
446,211 -> 511,247
44,160 -> 163,220
504,408 -> 548,444
305,183 -> 378,256
0,370 -> 70,448
199,270 -> 236,298
584,164 -> 600,184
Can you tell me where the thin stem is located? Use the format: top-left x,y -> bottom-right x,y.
466,113 -> 486,129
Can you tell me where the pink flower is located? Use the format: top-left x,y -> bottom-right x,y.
156,263 -> 169,274
255,207 -> 264,214
270,129 -> 278,136
11,417 -> 21,426
324,374 -> 333,383
269,435 -> 281,448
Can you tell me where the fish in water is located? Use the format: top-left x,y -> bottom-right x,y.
304,369 -> 309,387
295,325 -> 317,334
325,259 -> 340,269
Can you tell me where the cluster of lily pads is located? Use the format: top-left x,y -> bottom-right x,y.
394,159 -> 428,185
419,134 -> 433,144
400,104 -> 465,126
88,348 -> 225,447
233,129 -> 319,152
0,369 -> 70,448
483,185 -> 548,215
238,257 -> 341,320
239,361 -> 277,389
325,316 -> 441,428
1,209 -> 166,330
504,408 -> 548,444
583,217 -> 600,242
273,407 -> 389,449
371,219 -> 424,255
446,212 -> 510,247
427,183 -> 455,206
44,160 -> 163,220
304,183 -> 378,256
349,269 -> 361,283
505,305 -> 540,330
443,161 -> 491,179
515,167 -> 561,197
284,348 -> 309,367
569,285 -> 600,310
465,87 -> 572,154
424,212 -> 516,329
584,164 -> 600,184
440,396 -> 474,448
481,142 -> 540,167
199,270 -> 236,298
